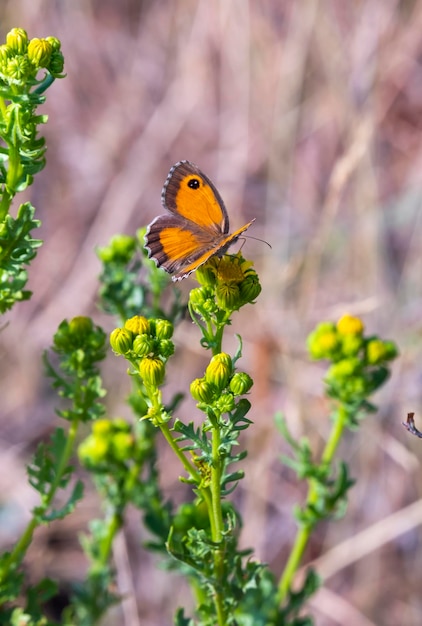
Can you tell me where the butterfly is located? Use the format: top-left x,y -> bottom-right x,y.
144,160 -> 255,281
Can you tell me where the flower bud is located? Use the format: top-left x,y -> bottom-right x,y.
195,263 -> 217,286
112,418 -> 130,432
45,36 -> 61,52
69,316 -> 93,338
189,287 -> 208,309
158,339 -> 174,359
111,432 -> 134,461
27,38 -> 52,68
6,28 -> 28,54
125,315 -> 150,336
205,353 -> 232,391
239,273 -> 262,304
99,234 -> 135,263
215,392 -> 235,413
133,334 -> 154,357
190,377 -> 215,403
307,322 -> 340,360
0,45 -> 12,66
6,55 -> 32,83
155,319 -> 174,340
139,356 -> 165,387
340,376 -> 367,402
49,50 -> 65,76
366,339 -> 389,365
326,357 -> 361,382
110,327 -> 133,355
78,434 -> 109,466
341,333 -> 363,356
383,340 -> 399,361
337,314 -> 364,336
229,372 -> 253,395
92,419 -> 113,436
215,283 -> 240,311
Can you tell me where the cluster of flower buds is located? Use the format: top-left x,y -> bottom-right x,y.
308,314 -> 398,404
0,27 -> 64,85
189,253 -> 261,317
97,234 -> 136,264
52,316 -> 107,371
78,418 -> 135,468
110,315 -> 174,387
190,352 -> 253,412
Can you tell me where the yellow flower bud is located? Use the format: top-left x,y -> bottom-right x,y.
28,38 -> 52,68
155,319 -> 174,340
124,315 -> 150,336
45,36 -> 61,52
337,314 -> 364,336
110,327 -> 133,355
78,434 -> 109,466
341,333 -> 363,356
326,358 -> 361,381
0,45 -> 12,66
111,432 -> 134,461
366,339 -> 387,365
6,28 -> 28,54
190,377 -> 215,403
139,356 -> 165,387
307,322 -> 340,360
92,419 -> 113,436
205,353 -> 232,391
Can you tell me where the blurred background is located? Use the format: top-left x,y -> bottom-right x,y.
1,0 -> 422,624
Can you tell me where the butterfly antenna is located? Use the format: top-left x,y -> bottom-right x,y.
244,234 -> 272,249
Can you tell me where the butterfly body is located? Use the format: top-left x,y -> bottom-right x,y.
145,161 -> 255,281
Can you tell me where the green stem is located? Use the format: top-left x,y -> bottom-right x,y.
0,144 -> 21,221
0,186 -> 12,221
94,510 -> 123,572
159,420 -> 201,482
210,420 -> 226,626
276,404 -> 348,604
210,426 -> 224,543
277,524 -> 311,604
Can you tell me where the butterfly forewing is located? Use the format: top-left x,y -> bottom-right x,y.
162,161 -> 229,234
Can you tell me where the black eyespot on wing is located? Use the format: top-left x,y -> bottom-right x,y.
187,177 -> 200,189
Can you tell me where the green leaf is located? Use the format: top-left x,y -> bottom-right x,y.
41,479 -> 84,522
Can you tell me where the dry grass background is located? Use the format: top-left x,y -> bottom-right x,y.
1,1 -> 422,624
